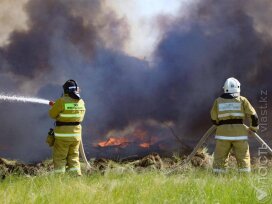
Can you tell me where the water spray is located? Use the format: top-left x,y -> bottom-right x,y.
0,93 -> 91,171
0,94 -> 51,105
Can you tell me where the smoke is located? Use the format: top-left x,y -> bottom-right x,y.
153,0 -> 272,136
0,0 -> 271,161
0,0 -> 29,46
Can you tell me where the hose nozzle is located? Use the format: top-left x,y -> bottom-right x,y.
49,101 -> 55,106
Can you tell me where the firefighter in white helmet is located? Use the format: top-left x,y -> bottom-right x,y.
49,80 -> 86,175
210,77 -> 259,173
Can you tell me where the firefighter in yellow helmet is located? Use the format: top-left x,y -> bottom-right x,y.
210,77 -> 259,173
49,79 -> 86,175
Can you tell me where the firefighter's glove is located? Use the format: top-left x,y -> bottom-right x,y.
249,126 -> 259,133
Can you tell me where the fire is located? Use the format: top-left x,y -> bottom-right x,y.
98,137 -> 153,148
98,137 -> 129,147
139,143 -> 150,148
96,126 -> 160,149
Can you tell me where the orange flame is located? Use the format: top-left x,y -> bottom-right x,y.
96,127 -> 160,148
98,137 -> 129,147
139,143 -> 150,148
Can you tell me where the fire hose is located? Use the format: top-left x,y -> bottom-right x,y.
79,141 -> 92,170
167,125 -> 272,175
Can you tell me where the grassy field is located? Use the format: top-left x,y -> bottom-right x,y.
0,166 -> 271,204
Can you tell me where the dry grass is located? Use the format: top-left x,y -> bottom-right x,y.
0,152 -> 272,203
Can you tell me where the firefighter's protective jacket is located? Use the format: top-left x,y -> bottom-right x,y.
49,95 -> 86,141
210,94 -> 259,140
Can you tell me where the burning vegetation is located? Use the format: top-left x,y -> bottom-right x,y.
91,122 -> 191,160
97,127 -> 159,149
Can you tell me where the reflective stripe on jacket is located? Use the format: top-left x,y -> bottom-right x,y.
49,95 -> 86,141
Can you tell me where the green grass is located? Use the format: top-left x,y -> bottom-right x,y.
0,167 -> 271,204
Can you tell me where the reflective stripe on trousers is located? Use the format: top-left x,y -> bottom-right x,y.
213,169 -> 227,173
68,167 -> 80,172
215,136 -> 248,140
54,168 -> 65,173
239,167 -> 251,172
213,168 -> 251,173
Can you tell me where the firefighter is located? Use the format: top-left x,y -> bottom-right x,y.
210,77 -> 259,173
49,79 -> 86,175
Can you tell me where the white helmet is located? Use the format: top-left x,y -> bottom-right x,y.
223,77 -> 241,93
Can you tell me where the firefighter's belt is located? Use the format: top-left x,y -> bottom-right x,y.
218,119 -> 243,125
55,121 -> 81,126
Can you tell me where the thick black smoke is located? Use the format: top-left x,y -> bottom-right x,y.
153,0 -> 272,139
0,0 -> 271,161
